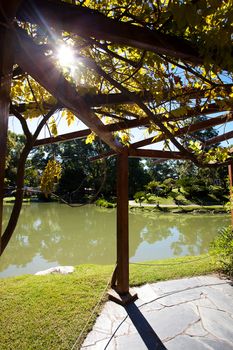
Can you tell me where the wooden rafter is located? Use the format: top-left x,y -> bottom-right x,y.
17,0 -> 204,65
34,117 -> 149,147
204,130 -> 233,147
90,149 -> 189,162
12,87 -> 222,117
88,112 -> 233,161
14,27 -> 122,153
128,149 -> 189,160
34,129 -> 91,147
10,91 -> 152,113
131,112 -> 233,149
35,104 -> 229,147
18,99 -> 224,139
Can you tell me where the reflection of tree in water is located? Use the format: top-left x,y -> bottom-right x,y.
170,215 -> 230,256
129,211 -> 173,244
39,205 -> 144,265
0,205 -> 43,271
40,205 -> 116,265
1,205 -> 230,274
131,210 -> 230,257
1,204 -> 144,271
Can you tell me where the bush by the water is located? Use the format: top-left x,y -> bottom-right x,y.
210,226 -> 233,277
95,198 -> 116,208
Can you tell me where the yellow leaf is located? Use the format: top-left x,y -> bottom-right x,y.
86,132 -> 96,144
49,117 -> 58,137
62,109 -> 75,126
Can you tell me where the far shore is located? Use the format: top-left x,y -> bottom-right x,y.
128,200 -> 227,214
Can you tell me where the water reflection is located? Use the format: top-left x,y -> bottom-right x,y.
0,203 -> 230,277
129,211 -> 230,261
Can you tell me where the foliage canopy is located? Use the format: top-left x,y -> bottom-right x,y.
11,0 -> 233,165
1,0 -> 233,254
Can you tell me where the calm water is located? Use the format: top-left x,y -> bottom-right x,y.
0,203 -> 230,277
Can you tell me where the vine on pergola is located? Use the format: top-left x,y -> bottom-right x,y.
1,0 -> 233,253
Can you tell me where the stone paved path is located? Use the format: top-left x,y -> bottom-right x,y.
81,275 -> 233,349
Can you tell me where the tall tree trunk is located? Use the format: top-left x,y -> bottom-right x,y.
0,2 -> 20,252
1,143 -> 31,255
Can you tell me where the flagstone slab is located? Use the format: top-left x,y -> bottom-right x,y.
201,286 -> 233,315
196,275 -> 229,286
185,321 -> 208,337
199,307 -> 233,343
210,283 -> 233,297
150,276 -> 202,296
145,303 -> 199,341
165,335 -> 210,350
199,337 -> 233,350
115,333 -> 149,350
158,288 -> 202,306
81,275 -> 233,350
81,330 -> 110,348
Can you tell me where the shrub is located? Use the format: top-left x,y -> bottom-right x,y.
210,226 -> 233,277
95,198 -> 116,208
134,191 -> 146,206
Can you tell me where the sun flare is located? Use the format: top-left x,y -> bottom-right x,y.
57,45 -> 75,67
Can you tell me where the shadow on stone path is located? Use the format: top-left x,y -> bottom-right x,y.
125,303 -> 166,349
81,275 -> 233,350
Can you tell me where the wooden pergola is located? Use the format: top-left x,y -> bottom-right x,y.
1,0 -> 233,304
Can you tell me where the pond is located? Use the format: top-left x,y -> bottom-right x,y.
0,203 -> 230,277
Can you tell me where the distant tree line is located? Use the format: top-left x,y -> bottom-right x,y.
5,131 -> 229,205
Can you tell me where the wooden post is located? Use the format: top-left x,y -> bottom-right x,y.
228,163 -> 233,228
109,150 -> 137,305
116,150 -> 129,294
0,2 -> 18,253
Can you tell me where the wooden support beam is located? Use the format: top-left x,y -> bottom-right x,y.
34,117 -> 150,147
228,163 -> 233,228
17,0 -> 203,65
84,92 -> 152,107
129,149 -> 189,160
34,129 -> 91,147
31,99 -> 223,148
11,91 -> 220,114
204,130 -> 233,147
10,91 -> 153,113
89,109 -> 231,161
91,148 -> 189,162
131,112 -> 233,149
115,150 -> 129,294
14,27 -> 121,153
35,103 -> 225,147
109,149 -> 137,304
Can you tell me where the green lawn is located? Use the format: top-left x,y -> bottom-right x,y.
3,197 -> 31,203
0,255 -> 218,350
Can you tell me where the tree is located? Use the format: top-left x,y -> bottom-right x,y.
128,159 -> 150,198
56,139 -> 109,203
4,132 -> 40,197
146,160 -> 179,182
5,132 -> 26,186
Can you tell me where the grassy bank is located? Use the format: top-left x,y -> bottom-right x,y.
0,254 -> 218,350
129,203 -> 227,214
